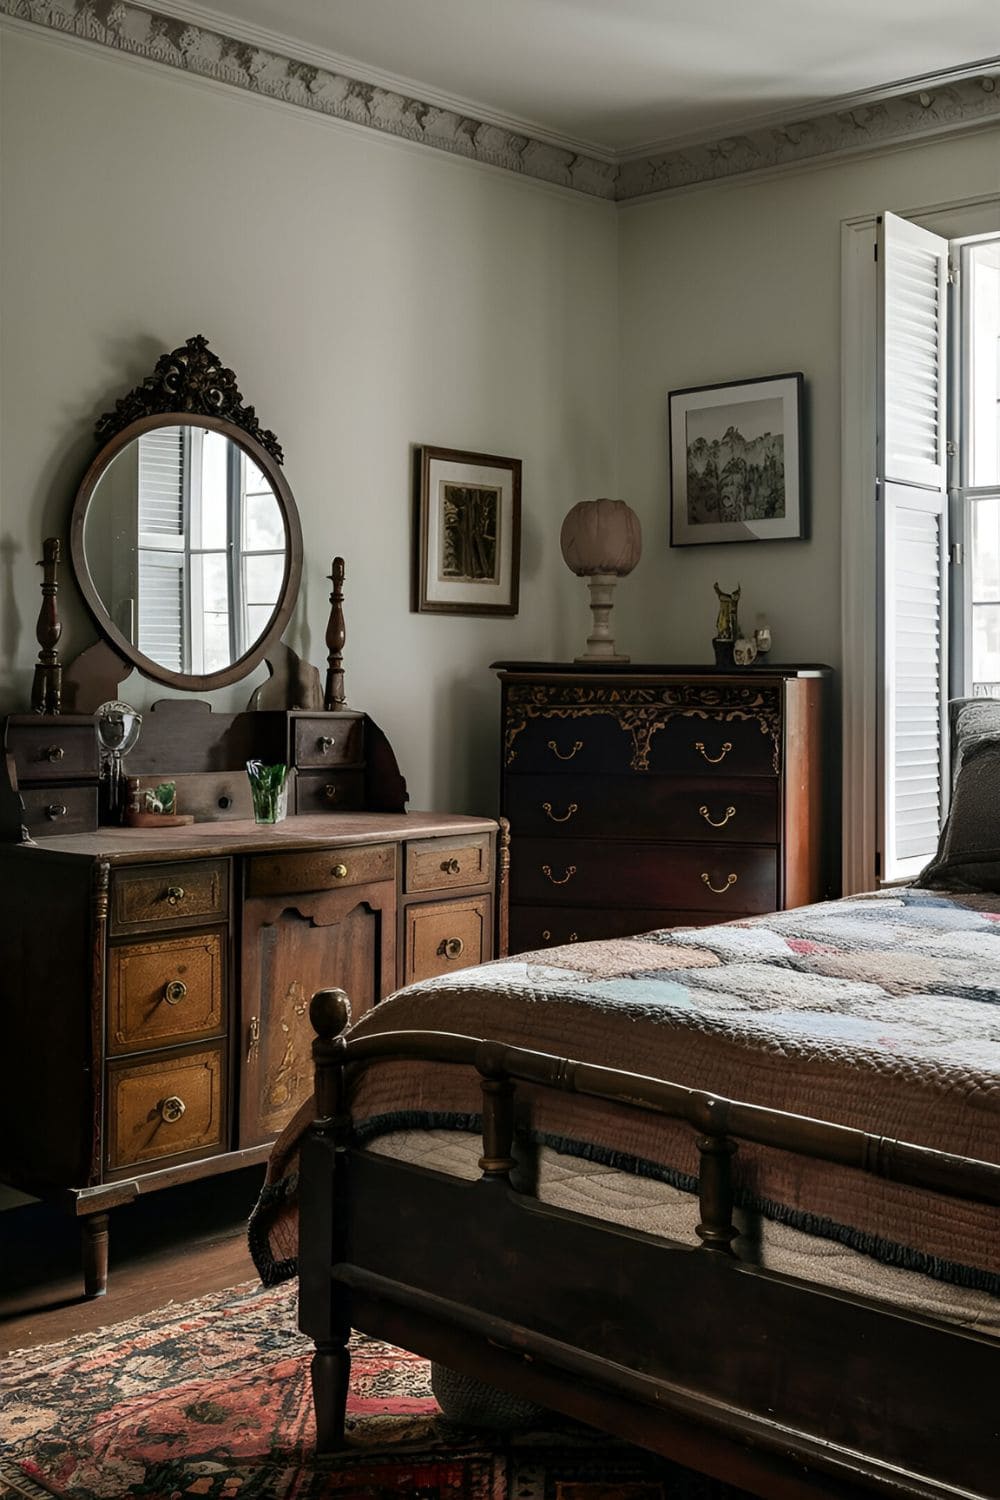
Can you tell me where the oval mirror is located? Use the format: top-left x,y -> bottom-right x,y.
70,413 -> 302,691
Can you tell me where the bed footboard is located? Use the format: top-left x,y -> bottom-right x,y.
298,987 -> 1000,1499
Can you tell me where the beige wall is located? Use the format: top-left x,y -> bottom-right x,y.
617,130 -> 1000,670
0,26 -> 619,814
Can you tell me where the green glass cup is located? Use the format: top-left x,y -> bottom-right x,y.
246,761 -> 289,825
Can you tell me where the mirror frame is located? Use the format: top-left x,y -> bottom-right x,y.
68,340 -> 303,693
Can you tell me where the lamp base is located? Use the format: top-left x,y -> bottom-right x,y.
577,573 -> 628,662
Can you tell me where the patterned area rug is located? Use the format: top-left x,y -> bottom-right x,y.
0,1280 -> 749,1499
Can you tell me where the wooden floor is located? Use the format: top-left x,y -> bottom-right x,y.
0,1166 -> 265,1354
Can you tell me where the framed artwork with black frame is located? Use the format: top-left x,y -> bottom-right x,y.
414,445 -> 521,615
669,373 -> 806,546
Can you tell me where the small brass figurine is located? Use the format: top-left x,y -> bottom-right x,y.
713,581 -> 741,667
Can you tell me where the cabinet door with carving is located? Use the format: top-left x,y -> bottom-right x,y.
239,880 -> 396,1147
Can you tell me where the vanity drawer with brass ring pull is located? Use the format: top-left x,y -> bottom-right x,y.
404,896 -> 489,985
293,768 -> 365,815
246,842 -> 395,897
406,834 -> 492,893
3,716 -> 99,781
110,859 -> 229,935
292,714 -> 365,769
106,1044 -> 224,1172
107,931 -> 225,1054
18,784 -> 99,839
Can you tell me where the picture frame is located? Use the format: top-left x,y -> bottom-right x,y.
668,373 -> 806,547
414,445 -> 521,615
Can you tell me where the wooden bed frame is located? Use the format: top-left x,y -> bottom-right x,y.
298,987 -> 1000,1500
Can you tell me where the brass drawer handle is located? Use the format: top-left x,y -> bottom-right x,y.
163,979 -> 187,1005
699,804 -> 736,829
45,745 -> 65,762
442,857 -> 462,875
438,936 -> 465,959
45,802 -> 67,820
317,735 -> 336,752
694,740 -> 733,765
701,872 -> 738,895
247,1015 -> 260,1062
160,1095 -> 186,1124
332,863 -> 349,879
547,738 -> 583,761
324,784 -> 338,801
541,929 -> 579,943
542,863 -> 576,886
543,801 -> 578,823
165,885 -> 185,905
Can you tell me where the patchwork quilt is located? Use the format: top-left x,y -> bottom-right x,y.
253,887 -> 1000,1294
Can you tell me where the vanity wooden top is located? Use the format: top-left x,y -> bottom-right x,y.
6,810 -> 496,865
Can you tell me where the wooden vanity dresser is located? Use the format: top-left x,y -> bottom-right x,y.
0,799 -> 501,1294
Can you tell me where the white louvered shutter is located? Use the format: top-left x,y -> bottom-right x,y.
877,212 -> 949,882
137,427 -> 187,671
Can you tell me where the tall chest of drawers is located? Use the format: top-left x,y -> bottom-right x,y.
495,662 -> 832,953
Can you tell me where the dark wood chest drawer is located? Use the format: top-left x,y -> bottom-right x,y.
512,837 -> 777,915
506,713 -> 632,774
106,1044 -> 225,1172
506,774 -> 778,844
4,717 -> 99,782
293,714 -> 365,769
647,713 -> 780,777
510,905 -> 728,951
108,931 -> 225,1055
246,842 -> 395,897
19,784 -> 98,837
111,860 -> 230,935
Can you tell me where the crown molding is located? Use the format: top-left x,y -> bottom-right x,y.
3,0 -> 1000,203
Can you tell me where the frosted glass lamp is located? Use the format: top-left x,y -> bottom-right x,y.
560,498 -> 642,661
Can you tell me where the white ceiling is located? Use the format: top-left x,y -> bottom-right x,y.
158,0 -> 1000,156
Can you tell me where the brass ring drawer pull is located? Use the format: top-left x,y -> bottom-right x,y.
699,804 -> 736,829
543,802 -> 578,823
701,872 -> 738,895
442,857 -> 462,875
163,979 -> 187,1005
332,863 -> 349,879
324,784 -> 338,801
318,735 -> 336,752
695,740 -> 733,765
45,745 -> 65,762
542,864 -> 577,886
438,937 -> 465,959
160,1095 -> 186,1124
165,885 -> 185,905
45,803 -> 67,820
541,930 -> 579,943
547,738 -> 583,761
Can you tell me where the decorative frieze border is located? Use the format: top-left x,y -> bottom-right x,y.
4,0 -> 1000,202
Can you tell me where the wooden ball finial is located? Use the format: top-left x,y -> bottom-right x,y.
310,987 -> 352,1040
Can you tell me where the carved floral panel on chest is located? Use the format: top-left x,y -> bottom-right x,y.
496,664 -> 831,954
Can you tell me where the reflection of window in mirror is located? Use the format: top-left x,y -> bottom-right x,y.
134,428 -> 283,674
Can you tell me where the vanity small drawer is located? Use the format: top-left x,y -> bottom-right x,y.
246,842 -> 395,897
19,783 -> 98,837
406,835 -> 492,892
293,715 -> 365,770
111,860 -> 229,935
5,718 -> 99,781
106,1044 -> 225,1171
293,769 -> 366,815
108,931 -> 225,1055
405,896 -> 489,984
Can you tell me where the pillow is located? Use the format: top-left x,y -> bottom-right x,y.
915,736 -> 1000,892
952,698 -> 1000,775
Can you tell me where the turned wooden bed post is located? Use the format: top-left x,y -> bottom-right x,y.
306,986 -> 353,1452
